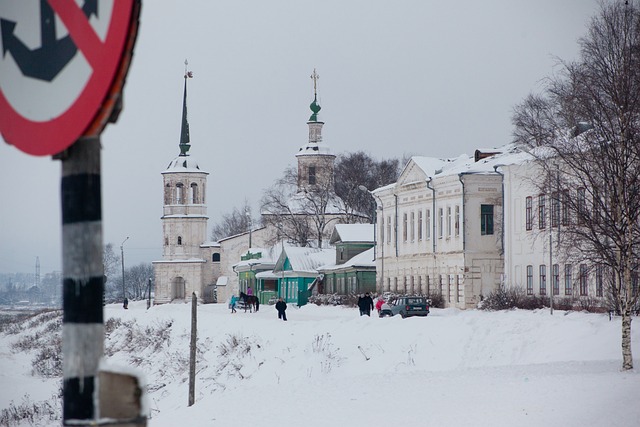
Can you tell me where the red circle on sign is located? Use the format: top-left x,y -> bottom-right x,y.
0,0 -> 138,156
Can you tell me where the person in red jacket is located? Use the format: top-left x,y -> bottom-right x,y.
375,296 -> 384,315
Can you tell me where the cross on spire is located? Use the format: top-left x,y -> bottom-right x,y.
310,68 -> 319,97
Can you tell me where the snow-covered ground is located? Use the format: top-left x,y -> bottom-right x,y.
1,300 -> 639,427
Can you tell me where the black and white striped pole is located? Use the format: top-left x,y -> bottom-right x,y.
61,136 -> 105,422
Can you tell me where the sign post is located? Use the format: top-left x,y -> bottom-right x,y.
0,1 -> 143,425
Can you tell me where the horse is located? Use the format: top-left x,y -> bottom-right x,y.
239,291 -> 259,313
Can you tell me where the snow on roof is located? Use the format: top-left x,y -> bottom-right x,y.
331,224 -> 374,244
295,142 -> 334,157
412,144 -> 533,179
232,246 -> 280,270
162,155 -> 209,174
280,247 -> 335,273
285,191 -> 345,214
319,247 -> 375,271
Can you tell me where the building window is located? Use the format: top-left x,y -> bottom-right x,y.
418,210 -> 423,241
455,205 -> 460,237
426,209 -> 431,240
562,190 -> 570,226
177,236 -> 182,245
212,253 -> 220,262
190,183 -> 198,204
564,264 -> 572,295
579,264 -> 588,296
308,166 -> 316,185
410,211 -> 415,242
403,213 -> 408,242
553,264 -> 560,295
577,188 -> 586,225
176,183 -> 184,204
446,206 -> 452,237
525,196 -> 533,231
480,204 -> 494,235
538,194 -> 546,229
165,184 -> 172,204
596,264 -> 603,297
539,265 -> 547,295
526,265 -> 533,295
164,237 -> 169,246
339,246 -> 344,261
438,208 -> 444,239
551,192 -> 559,227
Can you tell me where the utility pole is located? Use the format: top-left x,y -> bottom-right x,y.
121,236 -> 129,307
188,292 -> 197,406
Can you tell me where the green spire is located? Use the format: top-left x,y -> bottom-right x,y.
179,60 -> 193,156
309,68 -> 321,122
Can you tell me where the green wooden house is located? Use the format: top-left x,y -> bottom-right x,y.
318,224 -> 376,295
259,246 -> 335,307
233,248 -> 277,305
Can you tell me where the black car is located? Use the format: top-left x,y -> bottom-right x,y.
381,297 -> 430,318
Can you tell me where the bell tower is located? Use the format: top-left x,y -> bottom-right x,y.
295,68 -> 336,192
153,61 -> 211,304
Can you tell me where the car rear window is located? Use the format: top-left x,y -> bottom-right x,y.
407,298 -> 425,304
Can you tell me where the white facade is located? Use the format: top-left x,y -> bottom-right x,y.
374,154 -> 505,309
502,160 -> 604,299
153,154 -> 221,304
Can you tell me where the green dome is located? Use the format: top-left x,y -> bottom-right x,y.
309,96 -> 321,121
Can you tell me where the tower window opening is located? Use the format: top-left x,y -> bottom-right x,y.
177,236 -> 182,245
165,184 -> 171,204
190,183 -> 198,204
176,183 -> 184,204
308,166 -> 316,185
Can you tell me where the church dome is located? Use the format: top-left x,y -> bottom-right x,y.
164,155 -> 203,172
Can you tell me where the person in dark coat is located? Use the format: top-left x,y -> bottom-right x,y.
275,297 -> 287,321
359,292 -> 374,316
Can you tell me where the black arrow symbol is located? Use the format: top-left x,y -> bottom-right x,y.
1,0 -> 98,82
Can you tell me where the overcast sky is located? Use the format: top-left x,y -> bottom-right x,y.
0,0 -> 600,274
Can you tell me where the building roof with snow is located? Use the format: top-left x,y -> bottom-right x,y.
329,224 -> 374,245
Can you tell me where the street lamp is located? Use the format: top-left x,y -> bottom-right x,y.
358,185 -> 384,293
120,236 -> 129,308
246,210 -> 252,249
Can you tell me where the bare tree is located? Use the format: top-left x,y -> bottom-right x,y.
334,151 -> 402,222
103,243 -> 121,301
261,166 -> 345,248
125,263 -> 154,300
210,200 -> 253,241
512,0 -> 640,370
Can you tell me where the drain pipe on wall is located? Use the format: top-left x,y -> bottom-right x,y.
457,174 -> 467,252
394,194 -> 399,258
493,165 -> 505,256
426,178 -> 436,254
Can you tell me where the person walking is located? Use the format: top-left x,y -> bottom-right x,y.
230,295 -> 237,313
375,296 -> 384,315
275,297 -> 287,321
359,292 -> 374,316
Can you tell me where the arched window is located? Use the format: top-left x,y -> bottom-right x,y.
164,183 -> 171,204
176,183 -> 184,204
212,253 -> 220,262
190,183 -> 198,204
177,236 -> 182,245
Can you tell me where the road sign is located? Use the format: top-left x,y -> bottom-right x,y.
0,0 -> 140,156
